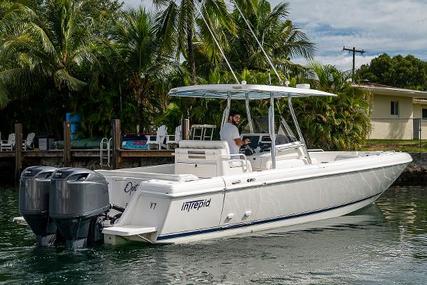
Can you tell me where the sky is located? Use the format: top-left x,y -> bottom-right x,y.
123,0 -> 427,71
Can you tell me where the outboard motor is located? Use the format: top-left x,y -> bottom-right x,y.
49,168 -> 109,250
19,166 -> 58,246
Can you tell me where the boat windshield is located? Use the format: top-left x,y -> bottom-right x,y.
277,117 -> 298,145
242,116 -> 298,150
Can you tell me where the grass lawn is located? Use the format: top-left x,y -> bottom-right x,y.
362,139 -> 427,153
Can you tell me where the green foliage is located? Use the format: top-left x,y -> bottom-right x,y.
357,53 -> 427,90
0,1 -> 174,135
362,139 -> 427,153
0,0 -> 371,151
194,0 -> 313,79
292,63 -> 371,150
154,0 -> 231,84
0,0 -> 110,133
229,0 -> 314,71
110,7 -> 180,132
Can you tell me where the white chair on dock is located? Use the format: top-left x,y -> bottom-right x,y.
166,125 -> 182,149
1,133 -> 15,151
22,132 -> 35,151
146,125 -> 168,150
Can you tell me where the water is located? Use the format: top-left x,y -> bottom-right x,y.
0,186 -> 426,285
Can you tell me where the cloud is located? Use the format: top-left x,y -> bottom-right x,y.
123,0 -> 154,9
279,0 -> 427,68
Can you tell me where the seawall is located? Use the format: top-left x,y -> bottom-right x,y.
395,153 -> 427,186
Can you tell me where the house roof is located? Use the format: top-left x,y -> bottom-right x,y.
352,83 -> 427,99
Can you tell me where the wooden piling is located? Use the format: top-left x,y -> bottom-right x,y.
63,121 -> 71,166
112,119 -> 121,169
15,123 -> 23,180
183,118 -> 190,140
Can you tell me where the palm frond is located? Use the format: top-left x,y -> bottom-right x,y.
154,2 -> 178,54
54,68 -> 86,91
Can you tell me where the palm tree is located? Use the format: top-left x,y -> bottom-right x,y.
0,0 -> 116,134
228,0 -> 314,76
0,0 -> 39,107
111,7 -> 180,131
0,0 -> 101,98
193,7 -> 238,79
153,0 -> 230,84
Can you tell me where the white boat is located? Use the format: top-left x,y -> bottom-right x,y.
96,83 -> 411,245
16,83 -> 411,248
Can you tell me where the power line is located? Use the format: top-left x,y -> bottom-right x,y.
343,46 -> 365,82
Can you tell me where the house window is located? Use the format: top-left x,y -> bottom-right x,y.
422,109 -> 427,119
390,101 -> 399,115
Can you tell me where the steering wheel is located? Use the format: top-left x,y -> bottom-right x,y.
240,144 -> 255,156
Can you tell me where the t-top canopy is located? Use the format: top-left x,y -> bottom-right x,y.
168,84 -> 336,100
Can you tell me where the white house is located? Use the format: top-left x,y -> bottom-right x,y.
353,83 -> 427,140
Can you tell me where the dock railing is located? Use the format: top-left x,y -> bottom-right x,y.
99,137 -> 112,167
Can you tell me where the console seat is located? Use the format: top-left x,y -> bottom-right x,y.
175,140 -> 252,178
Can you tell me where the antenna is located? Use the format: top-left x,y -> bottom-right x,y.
231,0 -> 284,85
195,1 -> 240,84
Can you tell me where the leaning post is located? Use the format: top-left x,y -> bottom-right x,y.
112,119 -> 122,169
63,121 -> 71,166
15,123 -> 23,181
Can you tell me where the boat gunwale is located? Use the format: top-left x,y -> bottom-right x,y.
138,154 -> 411,198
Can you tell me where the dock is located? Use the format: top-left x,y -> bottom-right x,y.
0,119 -> 178,183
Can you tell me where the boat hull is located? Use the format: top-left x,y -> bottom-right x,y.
103,152 -> 410,245
156,192 -> 381,244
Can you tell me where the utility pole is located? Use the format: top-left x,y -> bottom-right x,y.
343,46 -> 365,82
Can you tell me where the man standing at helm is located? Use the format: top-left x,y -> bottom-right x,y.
220,111 -> 250,154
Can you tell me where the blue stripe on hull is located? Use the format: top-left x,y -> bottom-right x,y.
157,192 -> 382,241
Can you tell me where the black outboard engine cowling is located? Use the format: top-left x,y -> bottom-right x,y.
49,168 -> 109,250
19,166 -> 58,246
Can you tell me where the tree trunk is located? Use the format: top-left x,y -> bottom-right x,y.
187,20 -> 196,84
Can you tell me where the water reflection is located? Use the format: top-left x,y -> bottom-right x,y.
0,186 -> 426,284
378,186 -> 427,235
